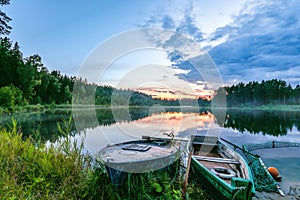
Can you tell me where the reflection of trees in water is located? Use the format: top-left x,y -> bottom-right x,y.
221,109 -> 300,136
1,109 -> 74,142
74,107 -> 159,129
6,107 -> 297,141
1,107 -> 182,142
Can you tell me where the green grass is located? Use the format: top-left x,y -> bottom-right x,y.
0,104 -> 73,114
0,118 -> 210,200
0,118 -> 95,199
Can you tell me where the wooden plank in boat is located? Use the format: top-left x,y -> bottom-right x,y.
191,135 -> 218,146
192,142 -> 216,146
193,155 -> 240,165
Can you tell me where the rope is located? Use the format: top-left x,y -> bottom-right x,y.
232,186 -> 246,200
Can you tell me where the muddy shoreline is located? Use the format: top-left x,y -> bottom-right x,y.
254,185 -> 300,200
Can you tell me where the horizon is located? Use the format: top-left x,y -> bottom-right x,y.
2,0 -> 300,99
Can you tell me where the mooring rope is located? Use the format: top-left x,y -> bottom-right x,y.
232,186 -> 247,200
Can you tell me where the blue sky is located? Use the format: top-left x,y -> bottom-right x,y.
3,0 -> 300,91
4,0 -> 159,73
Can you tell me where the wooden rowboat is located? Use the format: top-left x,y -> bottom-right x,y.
190,135 -> 255,200
98,138 -> 180,185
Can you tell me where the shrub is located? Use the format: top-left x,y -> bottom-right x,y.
0,85 -> 26,110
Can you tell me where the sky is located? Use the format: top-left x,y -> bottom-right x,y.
2,0 -> 300,98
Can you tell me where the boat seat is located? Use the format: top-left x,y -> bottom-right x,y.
192,142 -> 216,146
193,155 -> 240,165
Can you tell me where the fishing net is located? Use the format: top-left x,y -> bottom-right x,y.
242,146 -> 278,192
245,141 -> 300,151
243,141 -> 300,193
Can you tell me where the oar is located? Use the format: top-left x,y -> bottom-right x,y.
220,138 -> 260,158
221,138 -> 285,196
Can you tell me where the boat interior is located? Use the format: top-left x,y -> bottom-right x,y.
191,136 -> 246,183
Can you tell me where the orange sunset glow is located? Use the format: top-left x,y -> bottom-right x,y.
136,87 -> 215,100
132,111 -> 216,136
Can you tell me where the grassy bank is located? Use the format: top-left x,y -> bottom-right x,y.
0,104 -> 75,114
0,119 -> 96,199
224,104 -> 300,111
2,103 -> 300,115
0,119 -> 210,200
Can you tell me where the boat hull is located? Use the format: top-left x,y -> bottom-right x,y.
190,136 -> 255,200
98,139 -> 180,185
191,158 -> 253,200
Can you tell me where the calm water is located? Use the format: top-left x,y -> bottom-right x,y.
1,107 -> 300,194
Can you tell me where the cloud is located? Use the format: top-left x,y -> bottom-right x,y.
162,15 -> 175,29
142,0 -> 300,89
209,0 -> 300,86
142,13 -> 221,90
140,1 -> 247,90
176,15 -> 203,42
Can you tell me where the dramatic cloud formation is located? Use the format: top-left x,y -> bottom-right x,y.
210,0 -> 300,86
145,0 -> 300,87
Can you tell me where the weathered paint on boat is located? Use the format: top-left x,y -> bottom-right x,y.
191,136 -> 255,200
98,138 -> 180,185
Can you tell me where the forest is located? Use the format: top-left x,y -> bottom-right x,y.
215,79 -> 300,107
2,33 -> 300,111
0,35 -> 185,111
1,0 -> 300,111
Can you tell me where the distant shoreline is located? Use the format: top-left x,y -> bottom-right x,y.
2,104 -> 300,115
226,104 -> 300,111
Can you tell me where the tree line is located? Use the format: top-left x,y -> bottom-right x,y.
2,1 -> 300,111
0,1 -> 182,111
215,79 -> 300,107
0,1 -> 73,110
0,37 -> 75,108
3,32 -> 300,110
0,36 -> 184,110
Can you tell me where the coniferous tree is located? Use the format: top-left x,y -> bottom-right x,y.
0,0 -> 11,35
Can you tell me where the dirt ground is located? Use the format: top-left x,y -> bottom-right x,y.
254,185 -> 300,200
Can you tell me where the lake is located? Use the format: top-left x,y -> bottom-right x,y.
1,107 -> 300,195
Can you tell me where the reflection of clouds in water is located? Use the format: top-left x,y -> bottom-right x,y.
83,111 -> 217,154
133,111 -> 215,134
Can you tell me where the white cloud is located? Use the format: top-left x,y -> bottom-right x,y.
142,0 -> 247,38
142,0 -> 300,88
209,0 -> 300,86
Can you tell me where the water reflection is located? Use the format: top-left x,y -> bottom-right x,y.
0,109 -> 74,142
1,107 -> 212,142
121,111 -> 216,137
2,108 -> 300,143
222,109 -> 300,136
82,110 -> 216,154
